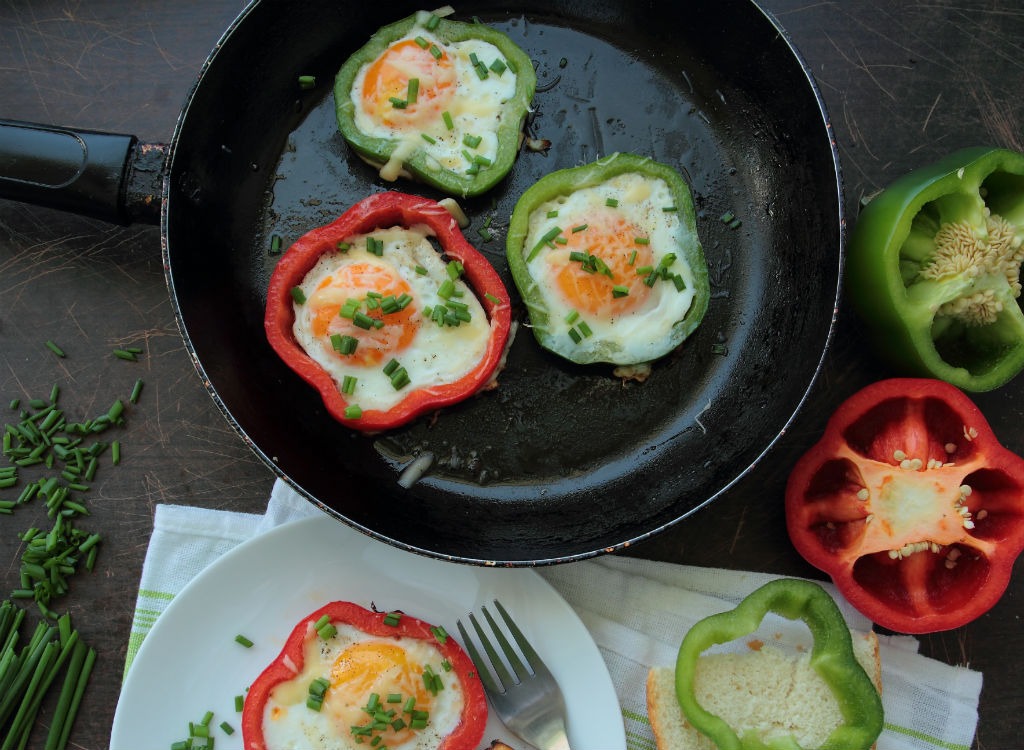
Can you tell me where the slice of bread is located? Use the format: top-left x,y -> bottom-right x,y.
646,631 -> 881,750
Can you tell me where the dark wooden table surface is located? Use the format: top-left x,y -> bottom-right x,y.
1,1 -> 1021,748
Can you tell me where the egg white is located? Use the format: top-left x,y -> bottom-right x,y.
261,622 -> 464,750
520,172 -> 700,365
350,29 -> 518,181
291,226 -> 491,413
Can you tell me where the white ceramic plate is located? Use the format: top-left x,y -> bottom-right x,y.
110,516 -> 625,749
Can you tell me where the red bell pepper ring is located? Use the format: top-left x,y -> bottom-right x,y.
786,378 -> 1024,633
264,191 -> 511,432
242,601 -> 487,750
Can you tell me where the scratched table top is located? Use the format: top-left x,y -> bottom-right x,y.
1,0 -> 1022,747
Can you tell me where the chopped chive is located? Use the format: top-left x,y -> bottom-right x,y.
489,58 -> 507,75
478,226 -> 494,242
605,197 -> 619,207
719,211 -> 735,223
662,205 -> 678,212
437,278 -> 456,299
578,320 -> 593,337
129,378 -> 144,404
235,634 -> 253,648
366,237 -> 384,256
546,210 -> 559,218
111,440 -> 121,465
389,367 -> 410,390
414,35 -> 429,48
565,310 -> 580,324
290,287 -> 307,304
527,226 -> 564,261
484,292 -> 502,305
383,611 -> 402,626
352,312 -> 375,330
235,695 -> 244,712
429,44 -> 443,60
339,299 -> 361,319
333,334 -> 358,356
446,260 -> 464,280
462,133 -> 482,149
298,74 -> 316,90
425,12 -> 441,30
270,233 -> 283,253
421,132 -> 437,144
344,404 -> 362,419
389,96 -> 407,109
430,625 -> 448,644
729,217 -> 743,229
337,240 -> 351,252
45,341 -> 66,358
571,224 -> 588,233
612,285 -> 630,298
341,376 -> 358,396
407,77 -> 420,104
112,349 -> 137,361
628,250 -> 638,266
220,722 -> 235,735
634,237 -> 650,245
442,111 -> 454,130
568,327 -> 582,344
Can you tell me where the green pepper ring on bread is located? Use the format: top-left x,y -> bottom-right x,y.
647,579 -> 884,750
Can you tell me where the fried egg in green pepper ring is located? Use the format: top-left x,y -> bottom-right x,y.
334,9 -> 536,198
506,153 -> 710,367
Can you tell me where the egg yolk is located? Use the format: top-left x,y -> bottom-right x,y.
362,38 -> 457,129
309,261 -> 419,367
551,209 -> 654,317
329,641 -> 435,744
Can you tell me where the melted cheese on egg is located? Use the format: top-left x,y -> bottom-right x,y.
261,623 -> 464,750
520,172 -> 700,365
291,226 -> 492,413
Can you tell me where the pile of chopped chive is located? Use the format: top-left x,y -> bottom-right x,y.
3,380 -> 141,619
1,368 -> 143,748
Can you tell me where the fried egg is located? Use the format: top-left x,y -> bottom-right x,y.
260,622 -> 465,750
511,160 -> 707,366
345,14 -> 526,189
291,225 -> 492,414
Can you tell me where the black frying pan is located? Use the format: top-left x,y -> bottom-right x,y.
0,0 -> 842,565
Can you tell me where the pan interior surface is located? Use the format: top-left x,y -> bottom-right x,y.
164,0 -> 842,564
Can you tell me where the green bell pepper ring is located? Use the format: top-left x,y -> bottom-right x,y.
675,578 -> 883,750
334,10 -> 536,198
847,147 -> 1024,392
506,152 -> 709,366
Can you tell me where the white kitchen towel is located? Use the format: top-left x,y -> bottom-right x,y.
125,478 -> 982,750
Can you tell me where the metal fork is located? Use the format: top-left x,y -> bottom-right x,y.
457,600 -> 571,750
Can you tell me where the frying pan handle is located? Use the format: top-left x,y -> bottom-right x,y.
0,119 -> 165,225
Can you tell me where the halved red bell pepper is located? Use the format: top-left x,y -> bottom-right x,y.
264,191 -> 511,433
242,601 -> 487,750
786,378 -> 1024,633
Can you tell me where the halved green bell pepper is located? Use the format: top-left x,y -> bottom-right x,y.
333,10 -> 536,198
505,152 -> 709,366
847,147 -> 1024,391
675,578 -> 883,750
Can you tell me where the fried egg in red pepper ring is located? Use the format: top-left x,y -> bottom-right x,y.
264,192 -> 512,433
241,601 -> 487,750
